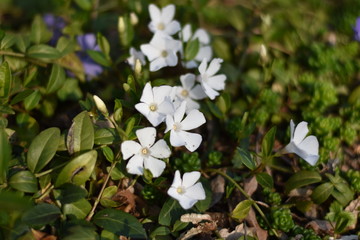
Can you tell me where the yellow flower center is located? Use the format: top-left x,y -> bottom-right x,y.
176,186 -> 185,194
157,22 -> 165,30
181,89 -> 189,97
141,147 -> 149,155
161,50 -> 168,58
149,103 -> 157,111
173,123 -> 181,131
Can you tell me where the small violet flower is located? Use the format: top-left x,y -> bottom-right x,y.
43,14 -> 66,45
148,4 -> 181,36
127,47 -> 146,69
165,101 -> 206,152
198,58 -> 227,100
284,120 -> 319,166
174,73 -> 207,113
354,17 -> 360,42
77,34 -> 103,79
121,127 -> 171,177
141,32 -> 182,72
167,170 -> 206,210
135,82 -> 174,127
181,24 -> 213,68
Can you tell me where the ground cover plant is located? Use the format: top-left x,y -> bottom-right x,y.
1,0 -> 360,239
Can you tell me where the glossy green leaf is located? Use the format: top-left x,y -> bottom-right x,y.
285,170 -> 322,193
125,117 -> 135,138
62,224 -> 98,240
231,200 -> 253,221
63,198 -> 92,219
0,33 -> 16,49
57,78 -> 83,101
256,172 -> 274,189
46,64 -> 65,94
67,111 -> 94,154
0,61 -> 12,99
57,183 -> 88,204
101,146 -> 114,162
0,129 -> 11,184
0,190 -> 32,211
158,198 -> 185,226
74,0 -> 92,10
100,186 -> 119,208
150,226 -> 171,238
86,50 -> 111,67
94,128 -> 118,145
55,150 -> 97,187
10,89 -> 34,105
206,100 -> 224,119
93,208 -> 147,239
113,99 -> 123,123
23,89 -> 41,111
97,32 -> 110,56
311,182 -> 333,204
184,38 -> 199,61
26,44 -> 61,61
261,126 -> 276,159
332,182 -> 353,206
22,203 -> 61,226
8,171 -> 38,193
27,127 -> 60,173
30,15 -> 52,44
15,35 -> 29,53
56,37 -> 77,57
236,147 -> 256,170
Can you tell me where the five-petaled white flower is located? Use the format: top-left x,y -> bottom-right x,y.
167,170 -> 206,209
284,120 -> 319,166
181,24 -> 213,68
127,47 -> 146,69
141,32 -> 182,72
198,58 -> 227,100
135,82 -> 174,127
165,101 -> 206,152
174,73 -> 207,113
121,127 -> 171,177
148,4 -> 181,36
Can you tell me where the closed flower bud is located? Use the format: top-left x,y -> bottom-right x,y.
93,95 -> 108,116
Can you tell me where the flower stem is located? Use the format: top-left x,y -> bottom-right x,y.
86,160 -> 118,221
205,168 -> 279,238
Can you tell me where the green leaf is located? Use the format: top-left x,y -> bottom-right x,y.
150,226 -> 171,238
236,147 -> 256,170
0,61 -> 12,100
0,129 -> 11,183
0,190 -> 32,211
0,104 -> 15,114
158,198 -> 186,226
97,32 -> 110,56
113,99 -> 123,123
125,117 -> 136,138
93,208 -> 147,239
118,15 -> 134,47
56,37 -> 77,57
26,44 -> 61,61
0,33 -> 16,49
231,200 -> 253,221
10,89 -> 34,105
74,0 -> 92,10
94,128 -> 118,145
184,38 -> 200,61
27,127 -> 60,173
46,64 -> 65,93
100,186 -> 119,208
311,182 -> 334,204
8,171 -> 38,193
332,182 -> 353,206
195,179 -> 212,212
67,111 -> 94,155
101,146 -> 114,162
62,224 -> 98,240
256,172 -> 274,189
285,170 -> 322,193
22,203 -> 61,226
63,198 -> 92,219
15,35 -> 30,53
30,15 -> 52,44
23,89 -> 41,111
57,78 -> 83,101
57,183 -> 88,204
334,212 -> 356,234
55,150 -> 97,187
86,50 -> 111,67
261,126 -> 276,159
206,100 -> 224,119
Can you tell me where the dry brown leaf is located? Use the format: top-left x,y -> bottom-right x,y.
218,224 -> 246,240
180,213 -> 212,224
31,229 -> 57,240
344,196 -> 360,230
244,176 -> 258,197
306,220 -> 333,236
210,174 -> 225,207
179,222 -> 217,240
245,208 -> 268,240
112,189 -> 136,213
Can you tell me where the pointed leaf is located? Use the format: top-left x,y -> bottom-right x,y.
285,170 -> 322,193
158,198 -> 186,226
23,89 -> 41,111
185,38 -> 200,61
86,50 -> 111,67
236,147 -> 256,170
30,15 -> 52,44
8,171 -> 38,193
10,89 -> 35,105
27,127 -> 60,173
261,126 -> 276,159
22,203 -> 61,226
46,64 -> 65,93
256,172 -> 274,189
57,183 -> 88,204
231,200 -> 253,221
26,44 -> 61,61
0,61 -> 12,100
0,129 -> 11,183
67,111 -> 94,154
311,182 -> 334,204
63,198 -> 92,219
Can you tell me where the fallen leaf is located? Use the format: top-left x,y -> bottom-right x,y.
181,213 -> 212,224
306,220 -> 333,236
210,175 -> 225,207
244,175 -> 258,197
31,229 -> 57,240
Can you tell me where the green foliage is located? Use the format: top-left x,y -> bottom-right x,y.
173,152 -> 201,172
270,207 -> 294,233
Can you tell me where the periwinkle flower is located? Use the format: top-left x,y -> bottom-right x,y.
148,4 -> 181,36
354,17 -> 360,41
43,14 -> 66,45
127,47 -> 146,69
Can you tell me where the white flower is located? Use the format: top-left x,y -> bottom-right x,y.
174,73 -> 207,113
148,4 -> 181,35
181,24 -> 213,68
141,32 -> 182,72
198,58 -> 227,100
127,47 -> 146,69
167,170 -> 206,209
135,82 -> 174,127
165,101 -> 205,152
121,127 -> 171,177
284,120 -> 319,166
93,95 -> 108,116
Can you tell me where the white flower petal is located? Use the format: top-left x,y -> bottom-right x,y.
161,4 -> 175,24
297,135 -> 319,156
150,139 -> 171,158
201,81 -> 219,100
293,121 -> 309,144
206,58 -> 223,76
146,111 -> 165,127
178,196 -> 198,210
195,46 -> 213,62
171,170 -> 182,187
193,29 -> 210,44
181,24 -> 192,42
198,58 -> 208,75
150,57 -> 167,72
135,102 -> 150,119
174,101 -> 186,123
207,74 -> 226,91
190,84 -> 207,100
144,156 -> 166,177
165,21 -> 181,36
181,109 -> 206,130
126,155 -> 144,175
170,130 -> 186,147
149,4 -> 161,23
153,85 -> 172,103
165,115 -> 175,133
184,99 -> 200,113
140,44 -> 160,61
182,171 -> 201,188
136,127 -> 156,148
185,182 -> 206,200
139,82 -> 154,104
158,98 -> 175,115
178,131 -> 202,152
180,73 -> 196,90
121,141 -> 142,159
290,119 -> 295,140
165,51 -> 179,67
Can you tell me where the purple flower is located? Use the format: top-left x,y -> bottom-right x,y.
354,17 -> 360,41
43,14 -> 66,45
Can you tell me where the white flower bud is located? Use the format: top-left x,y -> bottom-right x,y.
130,12 -> 138,25
93,95 -> 108,116
118,16 -> 125,33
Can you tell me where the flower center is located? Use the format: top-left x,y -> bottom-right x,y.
141,147 -> 149,156
172,122 -> 181,132
149,103 -> 157,111
161,50 -> 168,58
157,22 -> 165,30
176,186 -> 185,194
181,89 -> 189,97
